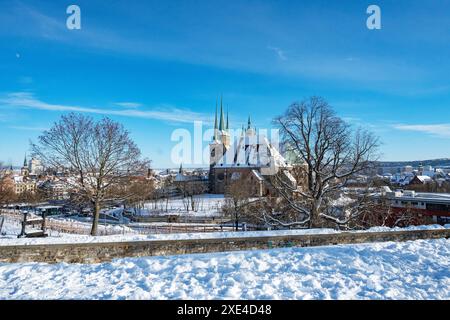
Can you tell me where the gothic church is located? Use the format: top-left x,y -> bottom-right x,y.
208,97 -> 296,196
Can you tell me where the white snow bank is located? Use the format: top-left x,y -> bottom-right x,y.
363,224 -> 447,233
0,238 -> 448,299
0,218 -> 449,246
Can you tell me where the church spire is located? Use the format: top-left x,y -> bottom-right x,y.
179,163 -> 183,173
213,97 -> 218,141
23,153 -> 27,167
226,108 -> 229,130
219,94 -> 224,131
247,115 -> 251,130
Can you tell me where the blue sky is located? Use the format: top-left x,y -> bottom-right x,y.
0,0 -> 450,168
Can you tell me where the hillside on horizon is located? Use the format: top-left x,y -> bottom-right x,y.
378,158 -> 450,168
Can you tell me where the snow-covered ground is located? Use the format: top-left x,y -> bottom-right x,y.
0,238 -> 448,299
139,194 -> 226,217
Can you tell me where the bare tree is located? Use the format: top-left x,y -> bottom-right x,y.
222,176 -> 254,231
178,180 -> 208,212
266,97 -> 379,228
32,113 -> 150,235
0,163 -> 15,206
114,176 -> 155,214
357,196 -> 431,228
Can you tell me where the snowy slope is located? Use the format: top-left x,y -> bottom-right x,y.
0,238 -> 448,299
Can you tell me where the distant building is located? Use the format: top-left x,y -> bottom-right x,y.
29,157 -> 44,175
391,172 -> 415,186
174,164 -> 208,195
409,175 -> 433,185
12,176 -> 36,194
376,187 -> 450,225
2,154 -> 42,195
38,179 -> 69,200
403,165 -> 413,173
20,154 -> 29,177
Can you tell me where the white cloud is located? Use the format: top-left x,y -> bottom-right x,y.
9,125 -> 48,131
267,46 -> 287,61
341,116 -> 362,123
114,102 -> 142,108
0,92 -> 211,124
393,123 -> 450,138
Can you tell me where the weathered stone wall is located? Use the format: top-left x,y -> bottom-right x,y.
0,228 -> 449,264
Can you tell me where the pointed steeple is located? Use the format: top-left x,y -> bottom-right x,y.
214,98 -> 218,130
179,163 -> 183,173
247,116 -> 251,130
23,153 -> 27,167
213,97 -> 218,141
226,108 -> 229,130
219,94 -> 224,131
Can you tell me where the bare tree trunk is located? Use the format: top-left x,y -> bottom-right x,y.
91,201 -> 100,236
310,200 -> 322,228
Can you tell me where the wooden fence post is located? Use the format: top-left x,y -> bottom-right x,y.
18,211 -> 28,238
41,211 -> 47,233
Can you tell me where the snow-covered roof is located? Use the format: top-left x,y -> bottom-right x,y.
174,173 -> 205,182
415,175 -> 432,182
214,133 -> 289,170
379,189 -> 450,204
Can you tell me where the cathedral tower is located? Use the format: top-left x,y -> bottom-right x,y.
21,153 -> 29,177
209,95 -> 230,167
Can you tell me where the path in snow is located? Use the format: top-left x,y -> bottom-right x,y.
0,238 -> 448,299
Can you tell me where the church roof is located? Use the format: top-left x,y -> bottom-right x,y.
214,132 -> 289,170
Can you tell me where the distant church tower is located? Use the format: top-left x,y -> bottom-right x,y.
209,95 -> 231,191
21,153 -> 29,177
209,95 -> 230,167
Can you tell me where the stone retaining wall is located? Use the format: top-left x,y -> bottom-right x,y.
0,228 -> 449,264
